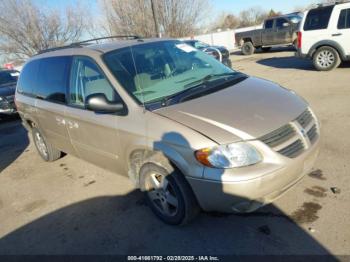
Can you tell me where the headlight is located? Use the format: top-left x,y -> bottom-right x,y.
195,142 -> 262,168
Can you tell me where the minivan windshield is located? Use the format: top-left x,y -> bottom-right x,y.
104,40 -> 242,106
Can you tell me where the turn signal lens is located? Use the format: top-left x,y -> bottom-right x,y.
195,148 -> 213,167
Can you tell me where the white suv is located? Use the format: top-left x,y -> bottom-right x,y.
296,2 -> 350,71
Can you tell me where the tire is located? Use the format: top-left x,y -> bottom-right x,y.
261,47 -> 271,52
140,163 -> 200,225
241,42 -> 255,55
32,127 -> 61,162
313,46 -> 341,71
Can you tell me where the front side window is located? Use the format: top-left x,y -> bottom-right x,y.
35,56 -> 71,103
265,20 -> 274,29
338,8 -> 350,29
69,57 -> 117,107
304,6 -> 334,31
104,40 -> 237,105
276,18 -> 289,29
17,60 -> 40,96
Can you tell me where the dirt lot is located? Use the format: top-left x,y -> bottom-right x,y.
0,48 -> 349,256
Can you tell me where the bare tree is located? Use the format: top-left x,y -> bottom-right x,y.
100,0 -> 209,38
238,7 -> 268,27
212,12 -> 240,31
267,9 -> 282,18
0,0 -> 88,59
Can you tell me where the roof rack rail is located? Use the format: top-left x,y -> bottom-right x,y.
37,35 -> 141,55
75,35 -> 141,45
316,0 -> 349,7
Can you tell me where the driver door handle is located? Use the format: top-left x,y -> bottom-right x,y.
332,33 -> 342,37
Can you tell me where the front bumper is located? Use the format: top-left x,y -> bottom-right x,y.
187,138 -> 320,213
222,58 -> 232,68
0,95 -> 16,115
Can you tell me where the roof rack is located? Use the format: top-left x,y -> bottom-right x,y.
37,35 -> 141,55
316,0 -> 349,8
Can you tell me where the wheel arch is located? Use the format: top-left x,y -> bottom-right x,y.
127,145 -> 192,189
308,40 -> 346,60
20,116 -> 38,131
242,38 -> 253,45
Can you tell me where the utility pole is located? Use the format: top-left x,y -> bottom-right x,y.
150,0 -> 160,37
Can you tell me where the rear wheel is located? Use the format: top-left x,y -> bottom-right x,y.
32,128 -> 61,162
241,42 -> 255,55
140,163 -> 199,225
313,46 -> 340,71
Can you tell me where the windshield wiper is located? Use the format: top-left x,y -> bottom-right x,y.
184,72 -> 239,89
145,72 -> 245,109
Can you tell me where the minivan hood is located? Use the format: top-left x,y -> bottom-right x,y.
154,77 -> 308,144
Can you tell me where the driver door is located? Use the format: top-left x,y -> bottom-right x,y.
65,56 -> 123,174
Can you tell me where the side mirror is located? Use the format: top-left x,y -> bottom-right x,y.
85,93 -> 125,114
283,22 -> 290,27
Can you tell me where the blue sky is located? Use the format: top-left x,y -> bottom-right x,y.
212,0 -> 315,14
44,0 -> 315,16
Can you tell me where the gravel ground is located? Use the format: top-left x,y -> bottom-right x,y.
0,48 -> 349,256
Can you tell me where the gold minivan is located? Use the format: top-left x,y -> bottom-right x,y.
15,37 -> 320,225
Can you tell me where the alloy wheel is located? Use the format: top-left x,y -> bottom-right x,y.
316,50 -> 335,69
146,173 -> 179,217
34,132 -> 48,158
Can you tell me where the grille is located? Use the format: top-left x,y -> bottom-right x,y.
6,95 -> 14,103
307,124 -> 318,143
221,50 -> 229,59
278,139 -> 305,158
260,124 -> 296,148
259,109 -> 319,158
296,109 -> 313,128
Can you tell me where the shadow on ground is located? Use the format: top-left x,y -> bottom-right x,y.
257,57 -> 350,71
256,56 -> 315,71
0,117 -> 29,173
231,46 -> 296,56
0,190 -> 333,256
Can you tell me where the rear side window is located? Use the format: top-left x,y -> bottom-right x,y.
17,60 -> 40,96
35,56 -> 71,103
304,6 -> 334,31
265,20 -> 274,29
338,8 -> 350,29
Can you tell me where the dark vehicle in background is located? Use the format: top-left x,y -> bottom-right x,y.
0,69 -> 19,117
183,40 -> 232,67
235,13 -> 303,55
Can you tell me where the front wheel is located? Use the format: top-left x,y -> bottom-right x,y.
241,42 -> 255,55
140,163 -> 200,225
313,46 -> 341,71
